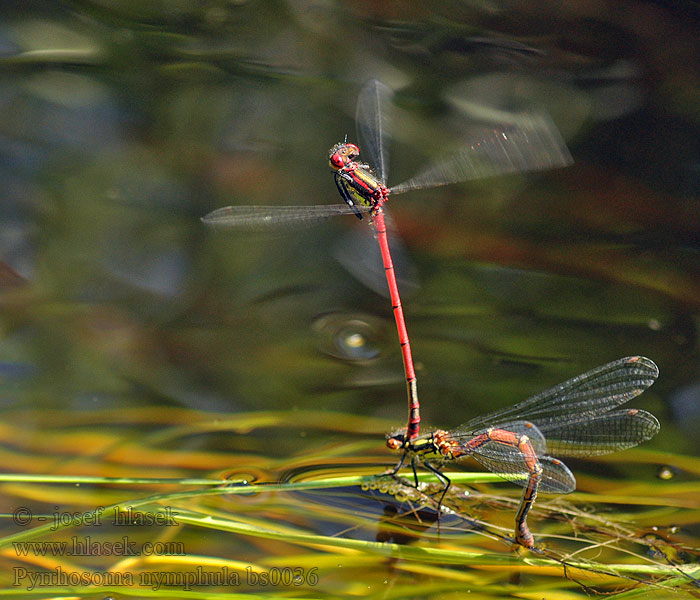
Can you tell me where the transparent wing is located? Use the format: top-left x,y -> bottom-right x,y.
447,421 -> 574,493
464,421 -> 549,457
442,421 -> 576,494
464,444 -> 576,494
390,111 -> 572,195
438,359 -> 659,494
463,357 -> 658,435
469,453 -> 576,494
456,411 -> 656,490
539,457 -> 577,493
355,79 -> 392,183
538,408 -> 660,457
332,209 -> 418,299
201,204 -> 372,231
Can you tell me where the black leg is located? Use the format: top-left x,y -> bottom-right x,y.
423,461 -> 451,512
334,173 -> 363,219
389,450 -> 407,475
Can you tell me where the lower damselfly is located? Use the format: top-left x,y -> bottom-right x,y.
203,80 -> 572,444
386,356 -> 660,548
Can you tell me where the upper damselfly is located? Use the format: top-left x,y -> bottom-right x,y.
203,80 -> 573,443
386,356 -> 660,548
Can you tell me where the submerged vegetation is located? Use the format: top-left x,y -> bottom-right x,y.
0,408 -> 698,597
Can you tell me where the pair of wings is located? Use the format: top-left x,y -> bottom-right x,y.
202,79 -> 572,229
356,79 -> 572,194
202,81 -> 573,297
433,356 -> 660,494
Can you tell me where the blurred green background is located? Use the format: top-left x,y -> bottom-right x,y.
0,0 -> 699,595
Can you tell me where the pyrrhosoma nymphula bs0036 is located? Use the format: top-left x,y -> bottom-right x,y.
386,356 -> 660,548
203,80 -> 572,443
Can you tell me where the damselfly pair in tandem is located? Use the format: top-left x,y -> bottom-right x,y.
203,81 -> 659,548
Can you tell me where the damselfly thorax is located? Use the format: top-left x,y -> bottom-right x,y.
328,142 -> 389,217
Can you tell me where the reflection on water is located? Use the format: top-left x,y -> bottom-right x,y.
312,312 -> 387,362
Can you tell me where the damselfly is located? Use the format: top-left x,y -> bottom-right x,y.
203,80 -> 572,443
386,356 -> 660,548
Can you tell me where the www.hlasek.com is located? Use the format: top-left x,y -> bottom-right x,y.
14,566 -> 320,591
13,535 -> 185,557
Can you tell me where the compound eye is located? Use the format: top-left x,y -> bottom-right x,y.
329,153 -> 344,169
386,437 -> 402,450
346,143 -> 359,158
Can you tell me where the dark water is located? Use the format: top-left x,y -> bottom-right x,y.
0,1 -> 699,597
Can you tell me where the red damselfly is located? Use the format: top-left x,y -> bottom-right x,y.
203,80 -> 572,443
386,356 -> 660,548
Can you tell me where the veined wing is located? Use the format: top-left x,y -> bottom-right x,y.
463,357 -> 658,430
535,408 -> 660,457
332,208 -> 418,299
201,204 -> 372,231
460,356 -> 658,458
470,453 -> 577,494
390,111 -> 572,195
444,421 -> 576,494
355,80 -> 392,184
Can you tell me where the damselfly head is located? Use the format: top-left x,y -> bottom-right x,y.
328,142 -> 360,170
386,429 -> 406,450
